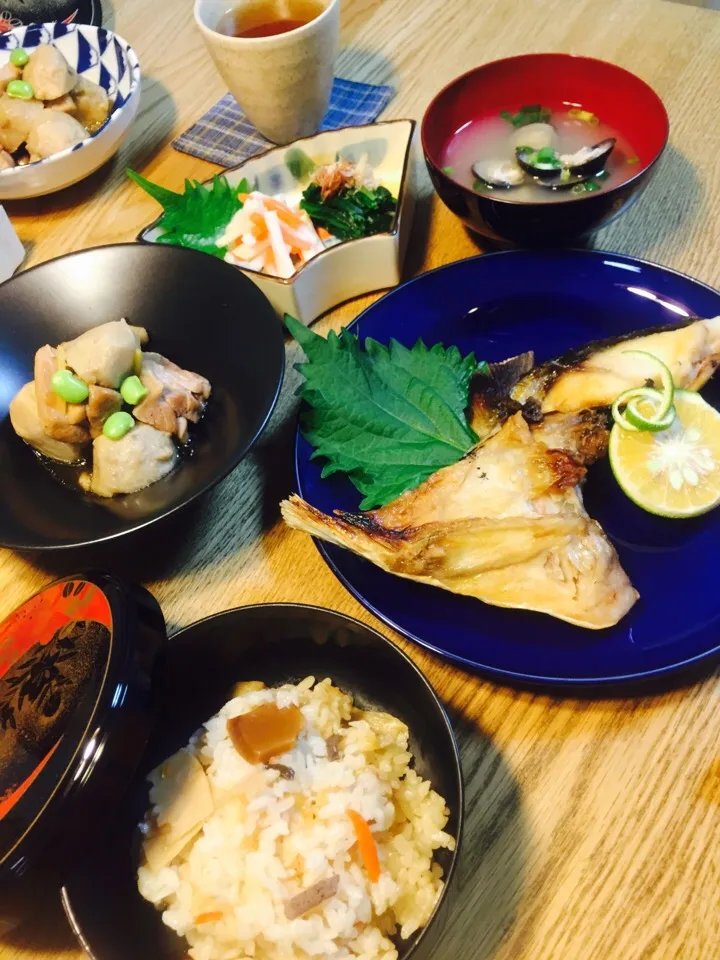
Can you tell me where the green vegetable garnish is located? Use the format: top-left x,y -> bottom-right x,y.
442,165 -> 454,176
120,375 -> 148,406
103,411 -> 135,440
9,47 -> 29,68
571,179 -> 602,194
501,104 -> 552,128
473,180 -> 492,192
520,145 -> 562,169
285,314 -> 482,509
127,170 -> 250,258
299,183 -> 397,242
51,369 -> 89,404
7,79 -> 33,100
535,146 -> 560,165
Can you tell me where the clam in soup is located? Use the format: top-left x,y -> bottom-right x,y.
443,104 -> 640,202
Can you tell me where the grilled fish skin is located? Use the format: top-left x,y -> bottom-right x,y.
284,317 -> 720,628
469,316 -> 720,435
282,411 -> 637,629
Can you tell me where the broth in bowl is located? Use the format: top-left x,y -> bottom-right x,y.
443,103 -> 639,202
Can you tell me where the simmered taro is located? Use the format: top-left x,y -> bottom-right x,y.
0,42 -> 113,170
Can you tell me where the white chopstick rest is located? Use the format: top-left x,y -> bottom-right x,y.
0,207 -> 24,283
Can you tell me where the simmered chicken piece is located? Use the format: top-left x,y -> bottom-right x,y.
0,94 -> 44,153
82,424 -> 178,497
34,344 -> 90,444
62,319 -> 146,389
71,76 -> 111,131
134,352 -> 212,441
27,110 -> 86,161
87,385 -> 123,438
22,43 -> 76,101
9,382 -> 85,463
0,148 -> 15,169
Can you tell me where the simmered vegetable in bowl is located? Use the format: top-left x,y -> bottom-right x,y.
9,319 -> 212,497
0,22 -> 141,199
0,41 -> 111,168
0,243 -> 285,549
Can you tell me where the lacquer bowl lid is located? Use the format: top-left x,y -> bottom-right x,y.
0,573 -> 165,926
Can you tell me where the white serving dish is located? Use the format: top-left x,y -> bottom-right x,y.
0,206 -> 24,280
0,22 -> 141,200
139,119 -> 416,325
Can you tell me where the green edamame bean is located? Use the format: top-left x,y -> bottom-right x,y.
51,369 -> 89,404
103,411 -> 135,441
9,48 -> 29,68
6,79 -> 34,100
120,375 -> 148,406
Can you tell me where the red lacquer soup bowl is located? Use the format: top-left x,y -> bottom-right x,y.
421,54 -> 669,245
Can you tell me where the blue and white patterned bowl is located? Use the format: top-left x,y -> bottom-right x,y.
0,21 -> 140,199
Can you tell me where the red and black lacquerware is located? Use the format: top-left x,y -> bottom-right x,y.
0,573 -> 165,932
0,1 -> 102,32
421,53 -> 669,245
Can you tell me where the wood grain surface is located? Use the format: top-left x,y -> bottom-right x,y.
2,0 -> 720,957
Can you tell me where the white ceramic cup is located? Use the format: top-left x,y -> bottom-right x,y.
194,0 -> 340,145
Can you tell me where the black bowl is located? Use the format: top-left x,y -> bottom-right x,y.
61,604 -> 464,960
0,244 -> 285,550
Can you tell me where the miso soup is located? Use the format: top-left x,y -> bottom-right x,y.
442,104 -> 640,203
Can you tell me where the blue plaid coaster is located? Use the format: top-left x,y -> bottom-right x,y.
172,77 -> 395,168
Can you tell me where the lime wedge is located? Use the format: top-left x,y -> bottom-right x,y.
609,390 -> 720,518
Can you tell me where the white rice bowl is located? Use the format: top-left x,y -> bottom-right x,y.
137,676 -> 455,960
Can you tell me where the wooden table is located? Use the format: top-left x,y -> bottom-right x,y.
2,0 -> 720,956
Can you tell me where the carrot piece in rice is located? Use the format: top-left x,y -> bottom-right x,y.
194,911 -> 224,924
348,809 -> 380,883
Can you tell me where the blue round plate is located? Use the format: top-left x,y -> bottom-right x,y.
295,250 -> 720,686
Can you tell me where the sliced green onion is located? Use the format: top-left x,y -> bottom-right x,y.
441,165 -> 454,176
51,369 -> 89,404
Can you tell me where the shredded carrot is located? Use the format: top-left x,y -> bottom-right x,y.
238,192 -> 250,202
194,911 -> 224,924
317,226 -> 332,241
263,196 -> 304,227
249,212 -> 269,240
348,809 -> 380,882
